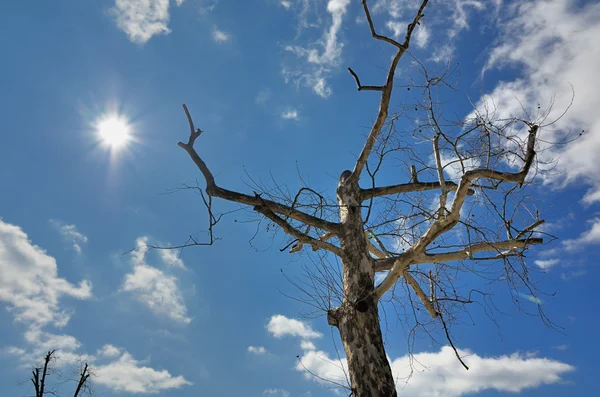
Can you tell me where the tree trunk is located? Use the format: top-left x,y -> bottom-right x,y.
330,299 -> 397,396
330,171 -> 397,396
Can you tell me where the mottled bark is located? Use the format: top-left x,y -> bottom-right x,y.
330,301 -> 396,397
329,170 -> 396,396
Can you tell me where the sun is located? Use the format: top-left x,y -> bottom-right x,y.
97,115 -> 131,149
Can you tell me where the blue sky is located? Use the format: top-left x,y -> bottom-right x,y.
1,0 -> 599,396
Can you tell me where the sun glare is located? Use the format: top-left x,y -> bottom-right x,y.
97,115 -> 131,149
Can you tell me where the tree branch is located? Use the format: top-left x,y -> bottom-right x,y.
72,363 -> 91,397
361,180 -> 474,201
350,0 -> 428,181
254,198 -> 343,257
439,310 -> 469,370
373,124 -> 539,297
32,368 -> 40,397
347,68 -> 384,92
178,104 -> 341,234
39,350 -> 54,397
403,269 -> 437,318
432,133 -> 448,215
373,238 -> 543,272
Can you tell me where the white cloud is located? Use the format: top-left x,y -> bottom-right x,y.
534,258 -> 559,270
95,351 -> 192,393
297,345 -> 573,396
374,0 -> 434,19
4,346 -> 26,356
280,0 -> 292,9
300,340 -> 316,351
264,389 -> 291,397
563,218 -> 600,251
386,20 -> 429,48
98,344 -> 122,358
0,220 -> 97,367
50,219 -> 88,254
0,219 -> 92,328
431,43 -> 455,63
376,0 -> 486,37
281,109 -> 300,120
122,264 -> 191,324
448,0 -> 484,36
265,312 -> 572,396
560,269 -> 587,281
196,0 -> 218,14
212,27 -> 232,43
24,329 -> 81,352
248,345 -> 268,354
122,237 -> 191,324
157,247 -> 186,269
111,0 -> 184,44
0,221 -> 188,392
483,0 -> 600,203
439,153 -> 481,181
283,0 -> 350,97
296,349 -> 349,385
267,315 -> 322,339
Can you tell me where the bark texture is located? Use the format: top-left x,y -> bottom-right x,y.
330,171 -> 397,396
332,302 -> 396,397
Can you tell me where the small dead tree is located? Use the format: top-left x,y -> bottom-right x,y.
29,350 -> 92,397
172,1 -> 556,395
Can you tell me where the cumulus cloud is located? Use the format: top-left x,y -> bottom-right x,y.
122,237 -> 191,324
0,219 -> 92,328
0,221 -> 189,392
0,219 -> 97,368
283,0 -> 350,97
212,27 -> 232,43
97,344 -> 122,358
267,315 -> 322,339
300,340 -> 316,351
534,258 -> 560,270
157,247 -> 186,269
439,153 -> 482,181
483,0 -> 600,203
563,218 -> 600,251
280,0 -> 292,10
265,312 -> 572,396
281,109 -> 300,120
50,219 -> 88,254
248,345 -> 268,354
111,0 -> 184,44
95,351 -> 192,393
297,345 -> 573,396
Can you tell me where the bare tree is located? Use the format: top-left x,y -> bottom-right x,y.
171,1 -> 557,395
29,351 -> 92,397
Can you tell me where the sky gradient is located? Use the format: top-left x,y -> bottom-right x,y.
1,1 -> 599,396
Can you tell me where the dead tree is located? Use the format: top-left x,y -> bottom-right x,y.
174,1 -> 551,395
30,350 -> 92,397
